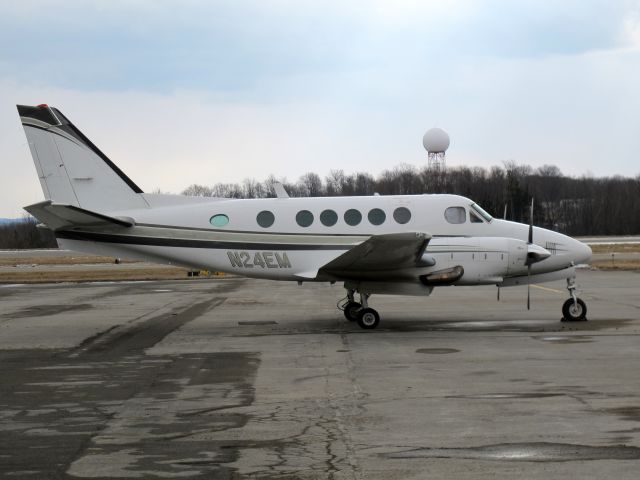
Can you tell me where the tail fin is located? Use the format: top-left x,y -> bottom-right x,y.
17,104 -> 148,212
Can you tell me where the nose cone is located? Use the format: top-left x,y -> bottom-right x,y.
572,239 -> 592,265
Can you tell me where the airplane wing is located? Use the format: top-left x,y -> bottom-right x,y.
319,232 -> 433,278
24,200 -> 133,231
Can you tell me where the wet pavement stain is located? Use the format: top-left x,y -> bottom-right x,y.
446,393 -> 564,400
416,348 -> 460,354
384,442 -> 640,461
533,335 -> 594,344
75,297 -> 225,356
0,284 -> 262,479
0,349 -> 260,479
607,406 -> 640,422
3,303 -> 93,319
238,321 -> 278,325
375,317 -> 636,333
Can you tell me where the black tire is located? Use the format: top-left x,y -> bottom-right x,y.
562,298 -> 587,322
357,308 -> 380,329
343,302 -> 361,322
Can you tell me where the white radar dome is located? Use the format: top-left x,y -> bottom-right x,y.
423,128 -> 450,153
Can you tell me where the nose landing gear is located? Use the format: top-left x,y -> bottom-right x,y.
561,277 -> 587,322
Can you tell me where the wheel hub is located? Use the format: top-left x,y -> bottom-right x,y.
570,303 -> 583,316
362,312 -> 376,326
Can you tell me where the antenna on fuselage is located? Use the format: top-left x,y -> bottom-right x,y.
273,182 -> 290,199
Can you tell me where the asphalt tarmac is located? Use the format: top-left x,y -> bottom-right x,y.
0,269 -> 639,479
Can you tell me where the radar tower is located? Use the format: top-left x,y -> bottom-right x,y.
422,127 -> 450,172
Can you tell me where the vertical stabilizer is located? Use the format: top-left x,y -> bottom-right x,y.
17,104 -> 148,212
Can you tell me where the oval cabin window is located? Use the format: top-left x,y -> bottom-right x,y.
210,214 -> 229,227
320,209 -> 338,226
393,207 -> 411,224
344,209 -> 362,226
296,210 -> 314,227
368,208 -> 386,225
256,211 -> 275,228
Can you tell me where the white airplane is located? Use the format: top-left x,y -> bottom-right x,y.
17,104 -> 592,329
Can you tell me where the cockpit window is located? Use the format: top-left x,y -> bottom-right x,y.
470,211 -> 483,223
470,203 -> 493,222
444,206 -> 466,224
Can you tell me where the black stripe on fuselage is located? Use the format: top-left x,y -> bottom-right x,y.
55,230 -> 351,251
55,230 -> 507,255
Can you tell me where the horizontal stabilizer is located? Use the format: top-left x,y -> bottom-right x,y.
24,200 -> 134,231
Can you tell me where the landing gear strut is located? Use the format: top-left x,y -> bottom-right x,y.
561,276 -> 587,322
342,289 -> 361,322
338,289 -> 380,329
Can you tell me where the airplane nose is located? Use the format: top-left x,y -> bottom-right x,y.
573,240 -> 592,265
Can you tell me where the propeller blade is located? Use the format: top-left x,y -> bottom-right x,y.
528,198 -> 534,244
526,198 -> 534,309
526,265 -> 531,310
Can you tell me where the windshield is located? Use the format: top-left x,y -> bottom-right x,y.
470,203 -> 493,222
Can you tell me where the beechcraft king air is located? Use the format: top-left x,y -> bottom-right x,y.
17,104 -> 592,329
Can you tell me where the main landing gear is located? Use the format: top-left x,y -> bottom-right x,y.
339,289 -> 380,329
561,276 -> 587,322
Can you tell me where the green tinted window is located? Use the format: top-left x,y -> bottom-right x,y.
210,214 -> 229,227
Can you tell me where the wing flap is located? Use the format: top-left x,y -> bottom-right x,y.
24,200 -> 134,231
320,232 -> 432,276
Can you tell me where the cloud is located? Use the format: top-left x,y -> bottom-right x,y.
1,1 -> 639,217
0,1 -> 631,93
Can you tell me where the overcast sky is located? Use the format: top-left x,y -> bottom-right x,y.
1,0 -> 640,217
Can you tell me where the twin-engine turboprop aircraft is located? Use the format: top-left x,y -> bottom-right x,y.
17,104 -> 592,329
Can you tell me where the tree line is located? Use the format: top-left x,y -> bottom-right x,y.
2,162 -> 638,249
0,217 -> 57,249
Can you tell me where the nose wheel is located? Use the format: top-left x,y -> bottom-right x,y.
561,277 -> 587,322
562,298 -> 587,322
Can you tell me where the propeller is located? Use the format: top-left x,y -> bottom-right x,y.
526,198 -> 534,310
